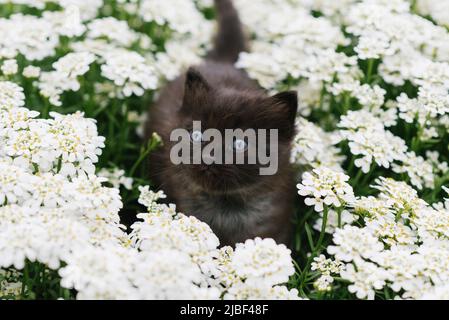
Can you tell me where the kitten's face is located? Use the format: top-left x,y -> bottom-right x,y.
176,68 -> 298,193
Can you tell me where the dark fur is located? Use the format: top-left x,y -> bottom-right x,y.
145,0 -> 298,246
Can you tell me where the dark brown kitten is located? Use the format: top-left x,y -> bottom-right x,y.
145,0 -> 298,247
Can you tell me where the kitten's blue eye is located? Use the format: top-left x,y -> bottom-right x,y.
191,130 -> 203,143
233,139 -> 247,152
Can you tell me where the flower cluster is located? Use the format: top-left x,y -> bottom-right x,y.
68,188 -> 298,300
0,85 -> 125,278
235,0 -> 449,300
311,255 -> 344,292
297,167 -> 355,212
337,110 -> 408,174
2,0 -> 449,301
325,182 -> 449,300
0,80 -> 297,300
1,94 -> 105,177
296,172 -> 449,299
291,117 -> 345,171
0,0 -> 298,301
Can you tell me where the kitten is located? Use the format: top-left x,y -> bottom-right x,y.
145,0 -> 298,246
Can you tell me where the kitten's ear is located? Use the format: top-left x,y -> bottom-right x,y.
182,67 -> 210,112
185,67 -> 209,91
268,91 -> 298,139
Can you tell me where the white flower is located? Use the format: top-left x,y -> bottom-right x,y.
313,274 -> 334,292
397,85 -> 449,126
66,174 -> 122,223
59,244 -> 139,299
416,0 -> 449,27
53,52 -> 95,79
132,212 -> 219,258
224,282 -> 301,300
71,39 -> 119,58
42,5 -> 86,37
101,50 -> 158,97
154,40 -> 203,81
44,111 -> 105,176
133,249 -> 217,300
420,285 -> 449,300
137,186 -> 166,209
291,117 -> 344,171
98,168 -> 133,190
371,177 -> 427,215
127,111 -> 148,137
231,238 -> 294,286
392,152 -> 435,190
59,0 -> 103,21
0,163 -> 36,205
236,50 -> 288,89
139,0 -> 211,35
297,167 -> 355,212
338,110 -> 408,173
1,59 -> 18,75
413,207 -> 449,241
341,259 -> 391,300
87,17 -> 139,47
351,196 -> 395,218
37,52 -> 95,106
0,81 -> 25,110
354,31 -> 394,60
38,71 -> 80,106
353,84 -> 386,109
365,215 -> 417,247
22,66 -> 41,78
0,269 -> 22,297
327,226 -> 384,262
0,14 -> 58,60
311,254 -> 344,275
426,151 -> 448,173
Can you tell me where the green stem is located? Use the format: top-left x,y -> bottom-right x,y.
411,0 -> 418,14
347,156 -> 355,174
351,167 -> 364,185
316,206 -> 329,251
430,173 -> 449,203
319,82 -> 326,109
299,206 -> 329,289
360,163 -> 377,186
42,100 -> 51,118
21,261 -> 30,299
342,93 -> 351,115
337,208 -> 342,229
128,134 -> 161,177
365,59 -> 374,83
384,287 -> 391,300
129,149 -> 151,178
411,125 -> 423,152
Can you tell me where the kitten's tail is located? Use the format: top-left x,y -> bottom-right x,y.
207,0 -> 248,64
